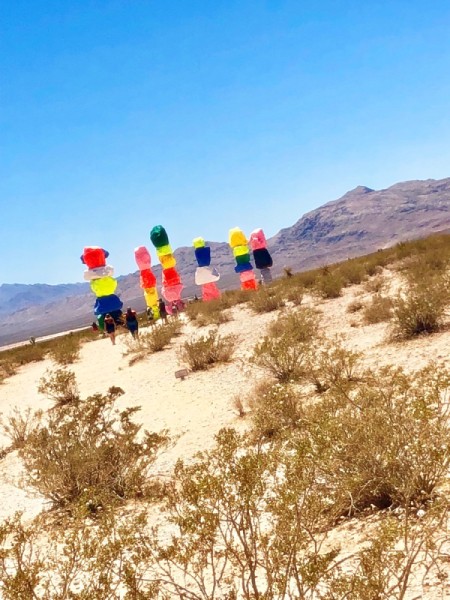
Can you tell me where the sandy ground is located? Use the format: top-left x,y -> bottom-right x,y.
0,272 -> 449,597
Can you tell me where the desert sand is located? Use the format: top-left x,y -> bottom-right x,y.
0,270 -> 449,597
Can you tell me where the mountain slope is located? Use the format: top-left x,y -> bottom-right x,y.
2,177 -> 450,346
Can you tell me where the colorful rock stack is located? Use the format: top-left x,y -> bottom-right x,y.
81,246 -> 123,329
134,245 -> 160,319
249,228 -> 273,284
228,227 -> 258,291
193,237 -> 221,301
150,225 -> 184,303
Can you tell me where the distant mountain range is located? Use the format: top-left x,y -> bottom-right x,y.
2,177 -> 450,346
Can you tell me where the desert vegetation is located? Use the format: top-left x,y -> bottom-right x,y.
0,232 -> 450,597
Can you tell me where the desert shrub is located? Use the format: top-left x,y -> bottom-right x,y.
362,294 -> 394,324
49,334 -> 80,365
0,344 -> 48,384
301,364 -> 450,515
0,407 -> 43,451
391,278 -> 449,338
37,367 -> 80,407
153,428 -> 338,599
221,288 -> 251,306
268,307 -> 320,343
195,310 -> 231,327
150,426 -> 448,599
249,380 -> 304,440
185,296 -> 235,326
347,299 -> 364,313
338,261 -> 367,286
283,285 -> 304,306
364,274 -> 385,294
248,287 -> 285,314
251,328 -> 313,383
315,272 -> 344,299
179,329 -> 236,371
306,339 -> 363,394
19,385 -> 168,511
0,510 -> 161,599
126,320 -> 182,364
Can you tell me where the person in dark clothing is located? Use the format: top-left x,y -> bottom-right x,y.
104,314 -> 116,345
125,307 -> 139,338
158,299 -> 168,323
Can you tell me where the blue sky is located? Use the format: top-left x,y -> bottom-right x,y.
1,0 -> 450,284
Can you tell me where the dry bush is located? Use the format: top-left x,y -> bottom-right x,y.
49,335 -> 81,365
179,329 -> 236,371
301,364 -> 450,516
185,297 -> 234,327
337,261 -> 367,286
364,274 -> 385,293
306,339 -> 363,394
232,395 -> 246,417
148,426 -> 448,599
248,287 -> 285,314
250,330 -> 312,383
19,385 -> 168,511
0,407 -> 43,451
252,308 -> 320,383
268,307 -> 320,343
315,272 -> 345,299
391,278 -> 449,338
0,344 -> 48,384
38,368 -> 80,407
0,510 -> 161,599
283,285 -> 304,306
126,320 -> 182,365
362,294 -> 394,324
347,299 -> 364,313
196,311 -> 231,327
248,380 -> 303,440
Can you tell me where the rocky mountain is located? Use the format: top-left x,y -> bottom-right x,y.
2,177 -> 450,346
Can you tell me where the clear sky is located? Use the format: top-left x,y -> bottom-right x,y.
1,0 -> 450,285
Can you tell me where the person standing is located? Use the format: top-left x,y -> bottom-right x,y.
158,299 -> 168,323
125,307 -> 139,338
104,314 -> 116,345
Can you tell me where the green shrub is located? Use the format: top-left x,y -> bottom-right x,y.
362,294 -> 394,324
179,329 -> 236,371
19,385 -> 168,511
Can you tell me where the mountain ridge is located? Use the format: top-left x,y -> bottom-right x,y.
2,176 -> 450,346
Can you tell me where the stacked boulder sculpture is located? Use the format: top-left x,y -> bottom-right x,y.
134,246 -> 159,319
193,237 -> 221,301
150,225 -> 184,304
228,227 -> 258,291
81,246 -> 123,329
249,228 -> 273,284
